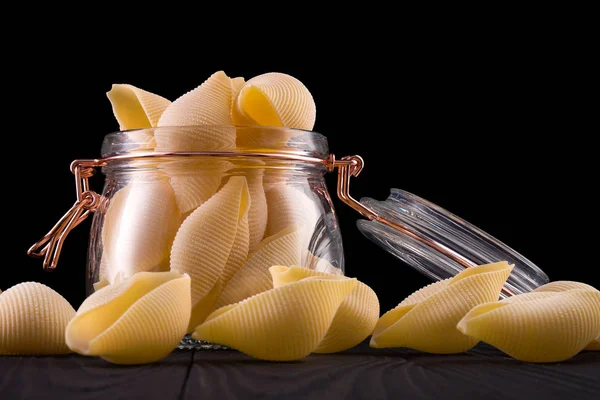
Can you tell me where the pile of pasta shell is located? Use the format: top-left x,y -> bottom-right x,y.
371,262 -> 600,362
2,71 -> 599,364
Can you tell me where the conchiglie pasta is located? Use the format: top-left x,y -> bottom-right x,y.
230,77 -> 245,101
370,261 -> 513,353
265,184 -> 319,255
170,176 -> 250,330
156,71 -> 236,152
270,266 -> 379,353
586,337 -> 600,351
534,281 -> 600,352
193,276 -> 356,361
66,272 -> 191,365
533,280 -> 597,293
101,177 -> 180,283
232,72 -> 316,131
216,225 -> 303,308
1,282 -> 75,355
457,284 -> 600,362
162,160 -> 233,215
107,84 -> 171,130
223,165 -> 268,252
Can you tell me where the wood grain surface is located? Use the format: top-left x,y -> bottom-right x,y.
1,343 -> 599,400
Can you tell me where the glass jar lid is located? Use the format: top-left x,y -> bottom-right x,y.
357,189 -> 549,297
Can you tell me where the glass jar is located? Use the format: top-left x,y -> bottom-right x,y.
84,126 -> 345,295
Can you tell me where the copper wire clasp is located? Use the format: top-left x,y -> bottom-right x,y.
332,155 -> 478,269
27,160 -> 103,271
331,155 -> 514,297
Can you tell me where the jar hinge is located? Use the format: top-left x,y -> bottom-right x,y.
27,159 -> 104,271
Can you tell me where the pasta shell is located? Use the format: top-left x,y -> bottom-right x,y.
265,185 -> 319,251
156,71 -> 236,152
162,160 -> 233,215
230,77 -> 245,101
270,266 -> 379,353
66,272 -> 191,364
533,281 -> 600,351
170,176 -> 250,329
224,166 -> 268,252
370,261 -> 513,353
107,84 -> 171,129
216,225 -> 303,307
93,277 -> 110,292
0,282 -> 75,355
102,177 -> 180,282
232,73 -> 316,130
193,276 -> 356,361
533,280 -> 597,293
586,338 -> 600,351
457,286 -> 600,362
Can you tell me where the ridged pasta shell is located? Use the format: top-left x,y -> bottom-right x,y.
170,176 -> 250,330
270,266 -> 379,353
102,177 -> 180,283
162,160 -> 233,215
93,276 -> 109,292
230,77 -> 245,102
66,272 -> 191,364
216,225 -> 303,307
223,165 -> 268,252
533,280 -> 597,293
0,282 -> 75,355
586,338 -> 600,351
457,285 -> 600,362
156,71 -> 236,152
533,281 -> 600,351
370,261 -> 513,353
193,276 -> 356,361
232,73 -> 316,130
107,84 -> 171,129
265,185 -> 318,251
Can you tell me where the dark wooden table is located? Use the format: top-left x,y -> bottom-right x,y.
1,343 -> 599,399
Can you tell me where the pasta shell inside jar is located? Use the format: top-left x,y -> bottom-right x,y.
87,126 -> 345,347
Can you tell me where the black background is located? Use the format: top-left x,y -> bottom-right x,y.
5,27 -> 597,314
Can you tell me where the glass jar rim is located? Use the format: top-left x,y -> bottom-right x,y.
101,125 -> 329,160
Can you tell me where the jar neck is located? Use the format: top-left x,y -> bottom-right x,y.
103,158 -> 328,181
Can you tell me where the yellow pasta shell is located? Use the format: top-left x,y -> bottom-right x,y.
457,287 -> 600,362
533,280 -> 597,293
0,282 -> 75,355
232,73 -> 316,130
193,276 -> 356,361
534,281 -> 600,351
102,177 -> 180,283
107,84 -> 171,130
216,225 -> 303,307
270,266 -> 379,353
156,71 -> 236,152
93,276 -> 110,292
162,160 -> 233,215
265,184 -> 318,256
230,77 -> 245,102
586,338 -> 600,351
66,272 -> 190,364
370,261 -> 513,353
170,176 -> 250,329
